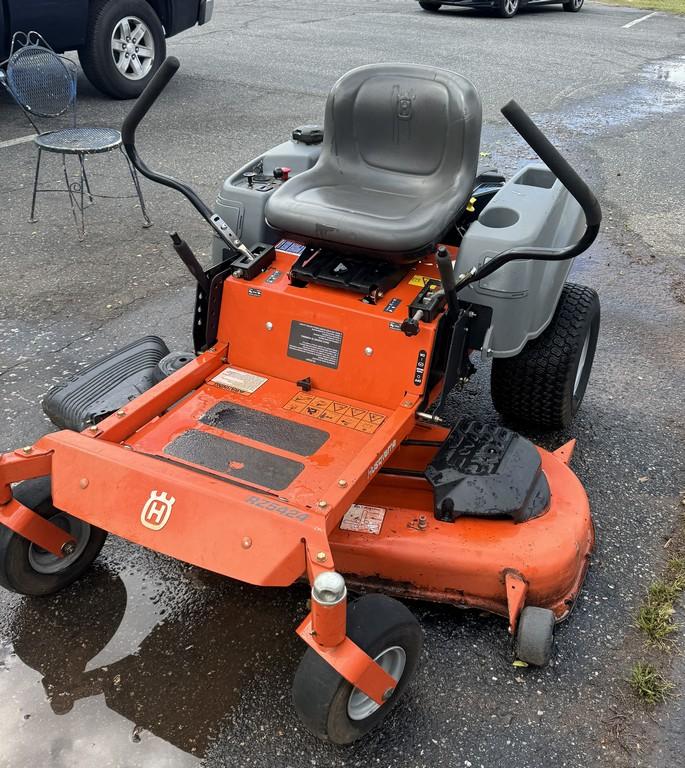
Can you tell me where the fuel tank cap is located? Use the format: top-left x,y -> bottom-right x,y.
292,124 -> 324,145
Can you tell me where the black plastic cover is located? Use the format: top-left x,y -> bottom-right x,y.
42,336 -> 169,431
425,417 -> 550,523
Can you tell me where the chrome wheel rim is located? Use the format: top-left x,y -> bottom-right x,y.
28,514 -> 90,574
573,327 -> 591,397
574,0 -> 583,8
111,16 -> 154,81
504,0 -> 518,14
347,646 -> 406,721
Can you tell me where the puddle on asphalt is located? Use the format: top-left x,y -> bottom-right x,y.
542,55 -> 685,137
0,553 -> 305,766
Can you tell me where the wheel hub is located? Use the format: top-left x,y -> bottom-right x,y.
346,646 -> 406,721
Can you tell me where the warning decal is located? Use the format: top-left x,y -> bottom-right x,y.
284,393 -> 386,434
340,504 -> 386,535
408,274 -> 438,288
211,367 -> 267,394
288,321 -> 343,369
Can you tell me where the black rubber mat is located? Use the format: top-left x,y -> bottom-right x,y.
200,402 -> 328,457
165,430 -> 304,491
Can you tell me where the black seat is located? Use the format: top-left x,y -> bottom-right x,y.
265,63 -> 482,264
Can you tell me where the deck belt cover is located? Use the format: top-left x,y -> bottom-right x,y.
165,430 -> 304,491
200,402 -> 328,456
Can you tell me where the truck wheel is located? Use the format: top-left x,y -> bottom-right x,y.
292,594 -> 423,744
562,0 -> 584,11
491,283 -> 600,431
497,0 -> 520,17
515,606 -> 555,666
0,477 -> 107,596
78,0 -> 166,99
419,2 -> 442,10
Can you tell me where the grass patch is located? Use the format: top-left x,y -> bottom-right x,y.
595,0 -> 685,14
635,555 -> 685,647
629,662 -> 675,705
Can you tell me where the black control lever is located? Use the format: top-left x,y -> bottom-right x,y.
121,57 -> 254,263
170,232 -> 209,293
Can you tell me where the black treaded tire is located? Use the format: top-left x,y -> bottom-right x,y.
515,606 -> 555,666
292,594 -> 423,744
78,0 -> 166,99
419,1 -> 442,10
562,0 -> 584,11
491,283 -> 600,431
0,477 -> 107,596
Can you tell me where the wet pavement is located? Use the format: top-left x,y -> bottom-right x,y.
1,1 -> 685,766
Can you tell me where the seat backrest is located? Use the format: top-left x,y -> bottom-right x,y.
5,31 -> 76,121
320,63 -> 482,196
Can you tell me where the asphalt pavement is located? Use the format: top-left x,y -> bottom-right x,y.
1,1 -> 684,766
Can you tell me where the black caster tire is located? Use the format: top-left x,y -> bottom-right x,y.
78,0 -> 166,99
419,1 -> 442,9
515,606 -> 555,667
491,283 -> 600,431
563,0 -> 584,11
497,0 -> 520,17
292,594 -> 423,744
0,477 -> 107,597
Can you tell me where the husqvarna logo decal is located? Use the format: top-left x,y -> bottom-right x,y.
140,491 -> 175,531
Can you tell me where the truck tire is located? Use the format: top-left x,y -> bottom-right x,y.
79,0 -> 166,99
491,283 -> 600,430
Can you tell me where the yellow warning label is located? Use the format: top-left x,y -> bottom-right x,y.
408,274 -> 433,287
284,394 -> 386,434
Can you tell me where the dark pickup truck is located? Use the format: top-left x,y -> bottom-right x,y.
0,0 -> 213,98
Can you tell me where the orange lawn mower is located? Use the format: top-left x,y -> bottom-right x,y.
0,59 -> 601,743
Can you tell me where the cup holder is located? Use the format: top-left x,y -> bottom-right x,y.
479,206 -> 520,229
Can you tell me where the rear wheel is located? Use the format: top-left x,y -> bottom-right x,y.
563,0 -> 584,11
419,1 -> 442,10
292,594 -> 423,744
497,0 -> 519,17
491,283 -> 600,430
0,477 -> 107,596
79,0 -> 166,99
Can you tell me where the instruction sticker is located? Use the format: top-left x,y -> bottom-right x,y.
284,393 -> 385,434
340,504 -> 386,535
288,321 -> 343,369
211,367 -> 267,394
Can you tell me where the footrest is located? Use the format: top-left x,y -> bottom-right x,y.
425,417 -> 550,523
42,336 -> 169,431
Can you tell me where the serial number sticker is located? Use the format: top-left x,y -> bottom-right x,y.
284,393 -> 385,434
408,274 -> 433,287
340,504 -> 386,535
211,367 -> 267,394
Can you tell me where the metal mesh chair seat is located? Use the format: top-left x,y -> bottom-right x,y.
34,127 -> 122,154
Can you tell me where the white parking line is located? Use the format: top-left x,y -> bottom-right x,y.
0,134 -> 35,149
622,11 -> 658,28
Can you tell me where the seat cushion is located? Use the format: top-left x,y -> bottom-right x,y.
35,127 -> 121,154
266,63 -> 482,262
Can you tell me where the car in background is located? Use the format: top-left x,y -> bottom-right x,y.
417,0 -> 583,18
0,0 -> 214,98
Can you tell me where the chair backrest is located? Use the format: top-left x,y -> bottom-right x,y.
5,31 -> 76,119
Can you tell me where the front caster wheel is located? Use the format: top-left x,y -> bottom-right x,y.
0,477 -> 107,596
292,594 -> 423,744
515,606 -> 555,667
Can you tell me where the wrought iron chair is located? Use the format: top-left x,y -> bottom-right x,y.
0,32 -> 151,240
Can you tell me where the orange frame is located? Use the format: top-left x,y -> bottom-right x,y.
0,243 -> 594,703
